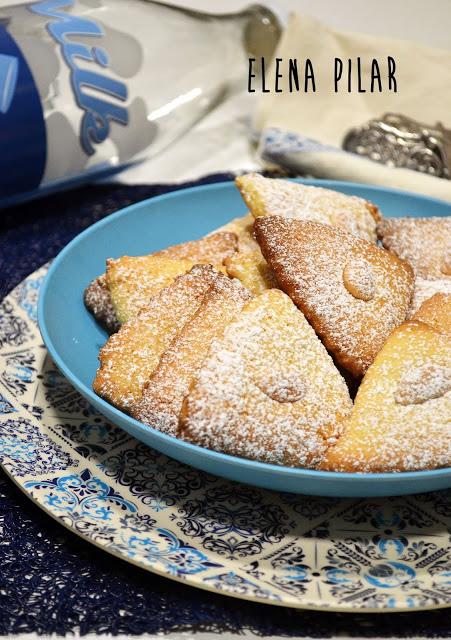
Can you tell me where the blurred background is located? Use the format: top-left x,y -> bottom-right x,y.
1,0 -> 450,192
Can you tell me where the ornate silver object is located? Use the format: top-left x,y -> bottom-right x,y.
343,113 -> 451,179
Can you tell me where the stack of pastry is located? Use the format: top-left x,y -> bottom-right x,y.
86,173 -> 450,472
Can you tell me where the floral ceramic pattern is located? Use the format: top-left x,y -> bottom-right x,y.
12,274 -> 45,323
0,416 -> 78,477
0,299 -> 32,349
173,484 -> 295,560
102,442 -> 213,510
0,267 -> 450,611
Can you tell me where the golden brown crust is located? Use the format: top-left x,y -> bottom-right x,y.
214,213 -> 261,253
255,216 -> 414,377
180,289 -> 352,468
378,217 -> 451,279
409,277 -> 451,318
85,232 -> 238,328
106,256 -> 195,324
84,274 -> 119,334
153,231 -> 238,262
236,173 -> 381,241
411,293 -> 451,336
131,274 -> 252,436
224,251 -> 277,295
321,320 -> 451,472
93,265 -> 220,411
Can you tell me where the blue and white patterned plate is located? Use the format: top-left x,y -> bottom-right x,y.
1,266 -> 450,612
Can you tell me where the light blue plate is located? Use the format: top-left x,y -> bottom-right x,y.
38,179 -> 451,497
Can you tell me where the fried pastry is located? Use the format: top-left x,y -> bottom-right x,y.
132,275 -> 252,436
236,173 -> 381,241
224,251 -> 277,295
85,232 -> 238,328
321,320 -> 451,472
215,213 -> 260,253
93,265 -> 220,411
84,274 -> 120,334
180,289 -> 352,468
255,217 -> 414,377
106,255 -> 197,324
378,217 -> 451,279
411,293 -> 451,336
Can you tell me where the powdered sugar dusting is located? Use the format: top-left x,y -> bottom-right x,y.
106,255 -> 195,324
180,289 -> 352,468
343,259 -> 376,301
236,173 -> 380,242
84,274 -> 119,334
85,231 -> 238,328
395,363 -> 451,405
132,274 -> 252,436
412,293 -> 451,336
255,217 -> 414,377
93,265 -> 220,411
378,217 -> 451,280
441,249 -> 451,276
409,278 -> 451,317
153,231 -> 238,262
322,321 -> 451,472
255,366 -> 307,403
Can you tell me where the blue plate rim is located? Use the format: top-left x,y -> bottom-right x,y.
37,178 -> 451,484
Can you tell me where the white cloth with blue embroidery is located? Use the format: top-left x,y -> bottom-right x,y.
253,13 -> 451,202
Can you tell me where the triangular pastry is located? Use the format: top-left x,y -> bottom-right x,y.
411,293 -> 451,337
236,173 -> 381,241
153,231 -> 238,262
378,217 -> 451,318
224,251 -> 277,295
254,217 -> 414,377
321,320 -> 451,472
409,277 -> 451,317
132,274 -> 252,436
180,289 -> 352,468
93,265 -> 220,411
85,232 -> 237,328
378,217 -> 451,279
106,255 -> 195,324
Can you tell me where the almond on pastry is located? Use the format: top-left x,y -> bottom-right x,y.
236,173 -> 381,242
180,289 -> 352,468
321,319 -> 451,472
132,274 -> 252,436
254,216 -> 414,377
93,265 -> 220,411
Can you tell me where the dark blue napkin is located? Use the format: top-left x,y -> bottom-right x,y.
0,176 -> 450,636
